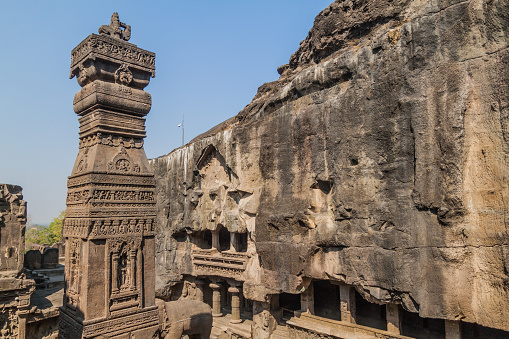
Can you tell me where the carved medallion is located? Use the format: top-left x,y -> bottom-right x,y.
115,63 -> 133,86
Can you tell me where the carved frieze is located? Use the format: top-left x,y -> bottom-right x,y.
79,133 -> 144,150
63,218 -> 155,238
67,173 -> 155,187
192,250 -> 247,279
0,308 -> 18,339
66,188 -> 154,204
80,309 -> 158,338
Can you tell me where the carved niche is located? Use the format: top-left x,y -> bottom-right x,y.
66,238 -> 81,308
107,147 -> 140,174
107,237 -> 142,314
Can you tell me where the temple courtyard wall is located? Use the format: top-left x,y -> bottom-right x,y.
150,0 -> 509,338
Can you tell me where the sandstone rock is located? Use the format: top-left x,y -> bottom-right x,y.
151,0 -> 509,333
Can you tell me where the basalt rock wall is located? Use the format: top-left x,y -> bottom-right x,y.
151,0 -> 509,331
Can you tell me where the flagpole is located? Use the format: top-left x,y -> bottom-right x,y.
181,115 -> 184,146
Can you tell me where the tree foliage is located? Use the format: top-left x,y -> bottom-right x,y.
25,211 -> 64,249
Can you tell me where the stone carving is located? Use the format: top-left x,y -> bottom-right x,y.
107,147 -> 140,174
114,63 -> 133,86
156,299 -> 212,339
0,309 -> 18,339
98,12 -> 131,41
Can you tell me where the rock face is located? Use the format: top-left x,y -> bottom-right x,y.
151,0 -> 509,333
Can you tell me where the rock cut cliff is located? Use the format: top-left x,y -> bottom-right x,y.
151,0 -> 509,331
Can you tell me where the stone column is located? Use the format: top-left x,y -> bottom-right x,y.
445,320 -> 462,339
300,283 -> 314,315
229,286 -> 242,323
194,279 -> 205,302
129,250 -> 136,290
16,294 -> 31,339
210,282 -> 222,317
386,304 -> 402,335
212,229 -> 220,251
111,252 -> 119,293
230,232 -> 238,252
339,284 -> 356,324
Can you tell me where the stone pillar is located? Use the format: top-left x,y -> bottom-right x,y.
129,250 -> 136,290
194,279 -> 205,302
230,232 -> 238,252
339,284 -> 356,324
210,282 -> 223,317
386,304 -> 402,335
59,13 -> 158,339
445,320 -> 462,339
300,283 -> 314,314
212,229 -> 220,251
111,252 -> 119,293
229,286 -> 242,323
252,299 -> 278,339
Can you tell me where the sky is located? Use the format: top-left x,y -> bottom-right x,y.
0,1 -> 333,225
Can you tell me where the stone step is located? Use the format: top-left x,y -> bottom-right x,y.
47,275 -> 65,289
270,325 -> 290,339
33,265 -> 65,277
212,314 -> 252,338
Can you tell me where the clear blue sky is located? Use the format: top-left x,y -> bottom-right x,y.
0,1 -> 332,225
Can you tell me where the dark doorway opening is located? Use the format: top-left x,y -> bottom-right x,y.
355,291 -> 386,331
313,280 -> 341,321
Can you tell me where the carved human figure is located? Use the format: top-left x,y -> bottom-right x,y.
118,253 -> 131,290
98,12 -> 132,41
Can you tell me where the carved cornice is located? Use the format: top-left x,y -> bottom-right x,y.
70,34 -> 155,77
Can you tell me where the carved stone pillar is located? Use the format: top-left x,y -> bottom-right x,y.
129,250 -> 137,291
230,232 -> 238,252
445,320 -> 462,339
210,282 -> 222,317
111,251 -> 120,293
194,279 -> 205,302
386,304 -> 402,335
339,284 -> 356,324
59,13 -> 158,339
300,283 -> 314,315
212,229 -> 220,251
229,286 -> 241,324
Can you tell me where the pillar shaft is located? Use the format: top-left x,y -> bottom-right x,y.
445,320 -> 462,339
229,286 -> 241,323
210,282 -> 222,317
386,304 -> 402,335
212,230 -> 220,251
339,284 -> 356,324
301,283 -> 314,315
194,279 -> 204,302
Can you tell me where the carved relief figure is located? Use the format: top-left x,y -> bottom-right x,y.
118,253 -> 131,291
98,12 -> 131,41
156,299 -> 212,339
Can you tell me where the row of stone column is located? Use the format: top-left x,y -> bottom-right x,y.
301,283 -> 462,338
209,282 -> 242,324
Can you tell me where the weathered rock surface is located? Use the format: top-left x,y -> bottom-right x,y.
151,0 -> 509,332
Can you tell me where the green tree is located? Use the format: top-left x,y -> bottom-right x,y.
25,211 -> 64,249
47,211 -> 64,244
